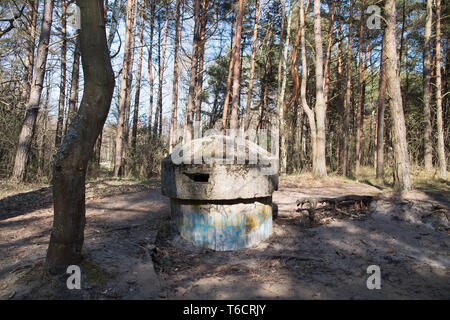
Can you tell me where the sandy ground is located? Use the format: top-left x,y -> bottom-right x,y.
0,177 -> 449,300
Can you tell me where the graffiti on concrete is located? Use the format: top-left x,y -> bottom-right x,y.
175,203 -> 272,251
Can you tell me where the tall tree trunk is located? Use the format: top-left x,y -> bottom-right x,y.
335,4 -> 344,168
195,0 -> 207,126
342,0 -> 353,176
312,0 -> 327,178
170,0 -> 182,152
21,0 -> 40,107
221,17 -> 235,132
423,0 -> 433,170
300,0 -> 317,173
183,0 -> 201,141
154,1 -> 169,137
65,35 -> 81,133
45,0 -> 115,274
229,0 -> 244,135
323,0 -> 336,111
148,0 -> 155,133
131,1 -> 145,155
398,0 -> 406,75
435,0 -> 447,179
123,1 -> 138,150
376,32 -> 387,180
107,0 -> 123,50
277,0 -> 295,174
291,1 -> 302,166
11,0 -> 54,182
55,0 -> 68,148
39,72 -> 51,176
244,0 -> 260,132
354,0 -> 365,175
384,0 -> 411,191
113,0 -> 135,177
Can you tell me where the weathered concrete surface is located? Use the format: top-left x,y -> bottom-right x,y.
161,135 -> 278,250
162,135 -> 278,201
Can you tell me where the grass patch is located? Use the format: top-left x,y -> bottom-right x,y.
81,260 -> 111,287
0,180 -> 49,199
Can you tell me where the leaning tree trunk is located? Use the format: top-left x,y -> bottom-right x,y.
384,0 -> 411,191
435,0 -> 447,179
11,0 -> 54,182
107,0 -> 123,50
21,0 -> 40,107
45,0 -> 115,274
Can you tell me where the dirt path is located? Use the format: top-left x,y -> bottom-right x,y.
0,177 -> 449,299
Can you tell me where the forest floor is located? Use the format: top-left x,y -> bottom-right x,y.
0,172 -> 449,300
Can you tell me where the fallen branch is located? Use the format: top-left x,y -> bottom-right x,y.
296,195 -> 376,208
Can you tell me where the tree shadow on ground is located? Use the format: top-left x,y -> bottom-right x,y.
1,180 -> 449,300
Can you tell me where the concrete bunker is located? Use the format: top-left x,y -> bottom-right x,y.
161,135 -> 278,251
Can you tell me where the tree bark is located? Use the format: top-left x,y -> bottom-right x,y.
384,0 -> 411,191
123,1 -> 138,151
21,0 -> 40,107
113,0 -> 135,177
45,0 -> 115,274
170,0 -> 182,152
342,0 -> 353,176
244,0 -> 260,132
435,0 -> 447,179
312,0 -> 327,178
107,0 -> 123,50
131,1 -> 145,156
55,0 -> 68,148
148,0 -> 155,133
184,0 -> 201,141
422,0 -> 433,170
355,0 -> 365,175
376,32 -> 387,180
277,0 -> 295,174
11,0 -> 54,182
300,0 -> 317,173
229,0 -> 244,135
195,0 -> 207,126
154,1 -> 169,137
65,35 -> 81,133
323,0 -> 336,111
221,17 -> 235,133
